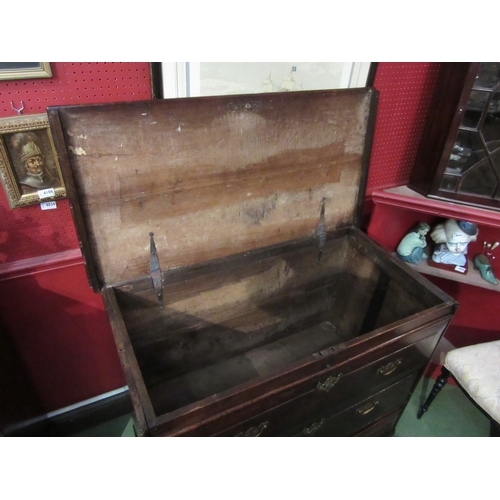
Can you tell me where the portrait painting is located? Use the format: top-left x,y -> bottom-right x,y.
0,113 -> 66,208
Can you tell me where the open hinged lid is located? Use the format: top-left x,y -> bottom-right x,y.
48,88 -> 378,291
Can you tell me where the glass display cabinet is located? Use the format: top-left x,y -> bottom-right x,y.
409,62 -> 500,211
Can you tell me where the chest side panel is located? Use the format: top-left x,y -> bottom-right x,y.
49,89 -> 377,286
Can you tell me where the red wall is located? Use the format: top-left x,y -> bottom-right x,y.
0,62 -> 152,262
0,262 -> 124,410
366,62 -> 443,195
0,63 -> 152,412
1,62 -> 476,414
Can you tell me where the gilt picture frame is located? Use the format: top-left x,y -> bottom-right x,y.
0,63 -> 52,81
0,113 -> 66,208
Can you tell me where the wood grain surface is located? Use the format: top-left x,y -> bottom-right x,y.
49,89 -> 376,287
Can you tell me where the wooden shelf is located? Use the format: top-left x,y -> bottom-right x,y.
373,186 -> 500,228
372,185 -> 500,292
401,256 -> 500,292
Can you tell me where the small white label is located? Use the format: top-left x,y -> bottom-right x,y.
454,265 -> 466,273
40,201 -> 57,210
38,188 -> 56,199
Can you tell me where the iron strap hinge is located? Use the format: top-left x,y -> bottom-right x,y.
316,197 -> 327,264
149,232 -> 163,309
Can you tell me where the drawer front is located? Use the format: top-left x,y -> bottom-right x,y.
302,334 -> 434,415
217,348 -> 424,437
294,376 -> 415,437
220,374 -> 414,437
166,333 -> 436,436
353,407 -> 402,437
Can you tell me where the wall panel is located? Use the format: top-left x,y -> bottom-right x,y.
367,62 -> 443,194
0,62 -> 151,413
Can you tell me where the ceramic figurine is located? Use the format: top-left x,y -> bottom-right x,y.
473,254 -> 499,285
473,241 -> 500,285
396,222 -> 430,264
430,219 -> 478,267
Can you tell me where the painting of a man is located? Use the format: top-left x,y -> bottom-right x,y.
10,132 -> 61,194
0,114 -> 66,208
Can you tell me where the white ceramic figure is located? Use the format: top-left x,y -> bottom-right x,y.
430,219 -> 478,267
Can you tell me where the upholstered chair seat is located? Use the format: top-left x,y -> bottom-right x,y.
417,339 -> 500,436
444,340 -> 500,424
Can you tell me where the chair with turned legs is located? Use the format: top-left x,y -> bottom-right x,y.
417,340 -> 500,436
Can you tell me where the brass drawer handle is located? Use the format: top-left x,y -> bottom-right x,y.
236,421 -> 269,437
377,358 -> 403,376
301,418 -> 325,436
316,373 -> 342,392
356,401 -> 378,415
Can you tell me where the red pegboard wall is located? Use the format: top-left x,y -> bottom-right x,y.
0,62 -> 152,264
366,62 -> 443,196
0,62 -> 152,116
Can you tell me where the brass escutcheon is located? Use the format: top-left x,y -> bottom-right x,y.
377,358 -> 403,376
236,421 -> 269,437
301,418 -> 325,436
356,400 -> 378,416
316,373 -> 342,392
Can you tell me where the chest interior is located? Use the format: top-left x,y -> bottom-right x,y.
112,228 -> 443,416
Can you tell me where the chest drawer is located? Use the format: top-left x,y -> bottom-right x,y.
353,407 -> 402,437
168,329 -> 438,436
293,375 -> 415,437
218,372 -> 415,437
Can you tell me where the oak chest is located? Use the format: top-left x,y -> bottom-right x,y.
48,88 -> 457,436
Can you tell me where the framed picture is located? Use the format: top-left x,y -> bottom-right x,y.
161,62 -> 376,98
0,63 -> 52,81
0,113 -> 66,208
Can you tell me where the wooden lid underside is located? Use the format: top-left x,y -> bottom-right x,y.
49,89 -> 377,288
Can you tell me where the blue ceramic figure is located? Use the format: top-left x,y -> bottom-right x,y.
396,222 -> 430,264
